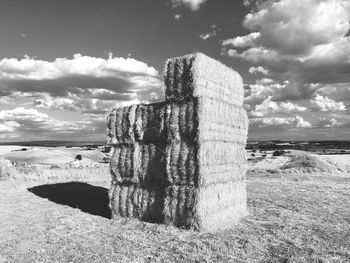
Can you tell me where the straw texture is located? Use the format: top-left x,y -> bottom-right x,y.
109,143 -> 165,184
106,102 -> 166,145
109,181 -> 165,223
164,53 -> 244,106
163,179 -> 247,230
108,52 -> 248,231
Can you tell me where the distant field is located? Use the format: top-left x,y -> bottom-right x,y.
0,141 -> 105,147
0,150 -> 350,262
0,145 -> 107,165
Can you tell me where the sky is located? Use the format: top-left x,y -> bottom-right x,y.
0,0 -> 349,142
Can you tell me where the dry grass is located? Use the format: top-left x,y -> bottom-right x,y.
1,164 -> 349,262
0,160 -> 110,184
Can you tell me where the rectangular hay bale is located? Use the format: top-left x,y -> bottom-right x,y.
163,179 -> 247,230
164,141 -> 247,186
107,97 -> 248,145
109,182 -> 165,223
164,98 -> 248,144
109,143 -> 165,184
164,53 -> 244,106
106,102 -> 166,145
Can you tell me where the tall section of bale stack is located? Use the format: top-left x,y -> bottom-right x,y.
107,53 -> 248,231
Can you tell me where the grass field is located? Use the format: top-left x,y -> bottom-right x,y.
1,158 -> 349,263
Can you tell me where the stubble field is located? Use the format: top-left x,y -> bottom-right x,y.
0,147 -> 349,263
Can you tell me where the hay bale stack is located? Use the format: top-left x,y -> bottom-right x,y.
163,180 -> 247,230
109,181 -> 164,223
106,102 -> 166,145
162,53 -> 248,231
109,143 -> 165,184
164,53 -> 244,106
107,52 -> 248,231
107,102 -> 167,222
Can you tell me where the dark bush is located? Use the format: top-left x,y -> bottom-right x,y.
273,150 -> 286,157
75,154 -> 82,161
102,156 -> 110,163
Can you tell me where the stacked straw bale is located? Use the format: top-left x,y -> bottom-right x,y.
107,52 -> 248,230
162,53 -> 248,230
106,102 -> 166,145
107,102 -> 167,223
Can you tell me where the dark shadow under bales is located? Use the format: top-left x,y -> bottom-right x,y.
28,182 -> 112,219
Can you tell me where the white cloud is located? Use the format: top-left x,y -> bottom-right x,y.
225,47 -> 279,64
311,94 -> 346,112
33,93 -> 78,111
226,0 -> 350,56
0,121 -> 20,133
250,96 -> 307,117
199,32 -> 213,40
255,78 -> 274,85
0,53 -> 166,141
0,54 -> 161,98
199,24 -> 218,40
294,116 -> 312,128
222,32 -> 260,48
317,83 -> 350,102
223,0 -> 350,87
149,92 -> 160,101
227,0 -> 350,131
0,54 -> 164,120
174,14 -> 183,20
244,81 -> 319,113
250,115 -> 311,128
0,107 -> 106,140
315,118 -> 340,128
0,107 -> 49,121
248,66 -> 269,75
171,0 -> 207,11
0,53 -> 158,78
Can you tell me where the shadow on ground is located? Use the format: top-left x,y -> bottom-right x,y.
28,182 -> 111,219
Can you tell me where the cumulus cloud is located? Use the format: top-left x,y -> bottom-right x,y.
225,0 -> 350,56
199,25 -> 219,40
174,14 -> 183,20
33,93 -> 78,111
0,54 -> 164,119
171,0 -> 207,11
0,54 -> 161,98
223,0 -> 350,140
0,121 -> 21,133
244,81 -> 319,113
0,107 -> 106,140
248,66 -> 269,75
149,92 -> 160,101
199,32 -> 215,40
223,0 -> 350,104
250,115 -> 311,129
222,32 -> 260,48
311,94 -> 346,112
250,96 -> 307,117
315,118 -> 340,128
317,83 -> 350,102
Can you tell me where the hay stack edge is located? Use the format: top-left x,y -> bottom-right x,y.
106,52 -> 248,231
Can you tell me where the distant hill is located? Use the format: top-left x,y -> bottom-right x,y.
0,141 -> 105,147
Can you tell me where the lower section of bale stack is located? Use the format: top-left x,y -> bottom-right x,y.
163,179 -> 247,231
109,182 -> 165,223
109,143 -> 165,184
